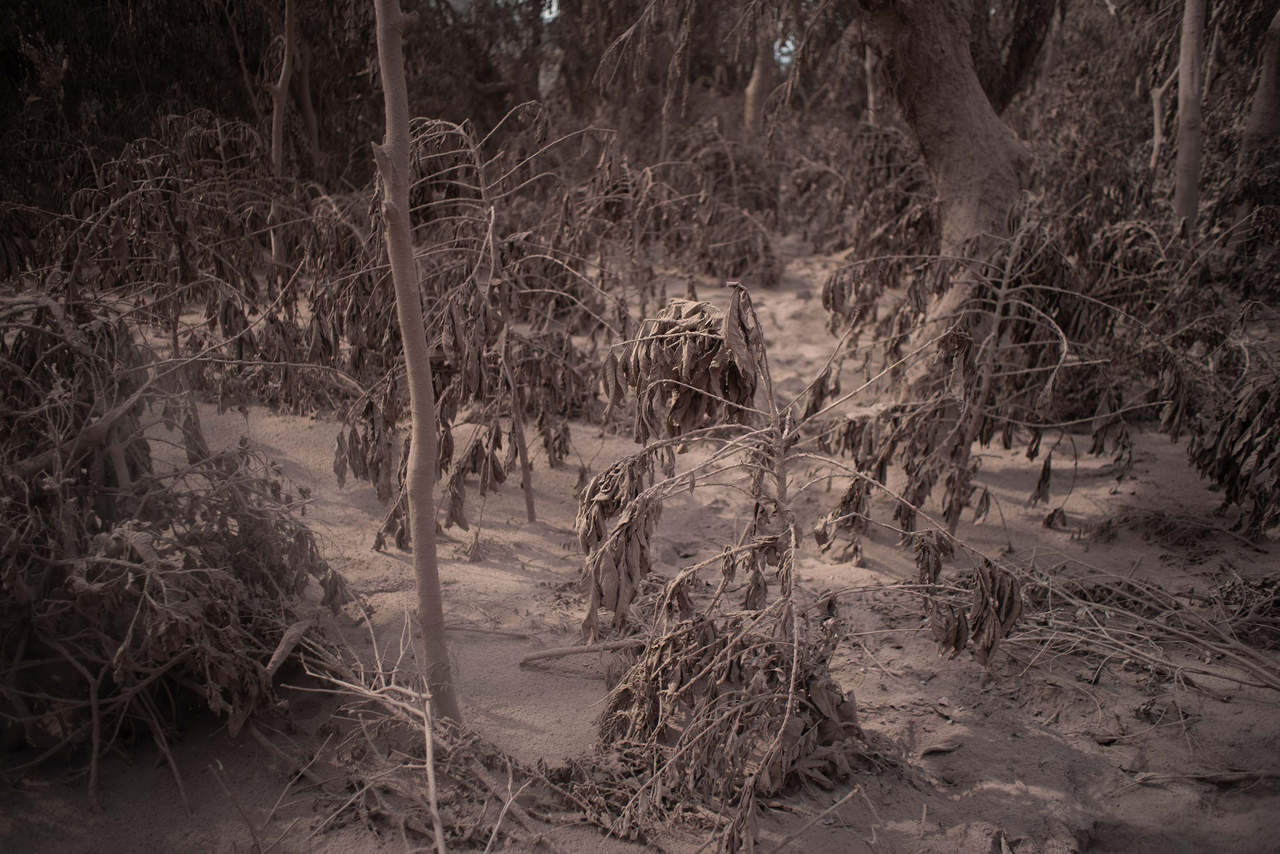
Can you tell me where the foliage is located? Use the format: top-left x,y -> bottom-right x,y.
919,543 -> 1024,665
570,289 -> 872,850
326,111 -> 604,547
594,597 -> 864,848
0,295 -> 347,793
0,0 -> 273,203
1189,370 -> 1280,536
781,120 -> 936,256
604,292 -> 761,444
3,1 -> 1280,847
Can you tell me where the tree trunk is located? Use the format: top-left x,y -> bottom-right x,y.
1173,0 -> 1205,231
861,1 -> 1030,537
864,44 -> 880,125
293,36 -> 324,182
268,0 -> 296,298
1233,8 -> 1280,247
743,20 -> 774,140
1245,9 -> 1280,142
223,1 -> 264,127
372,0 -> 463,723
862,0 -> 1030,255
1034,6 -> 1061,94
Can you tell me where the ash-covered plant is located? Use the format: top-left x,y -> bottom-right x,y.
570,284 -> 872,851
913,534 -> 1023,665
326,109 -> 607,544
0,295 -> 347,803
662,122 -> 780,287
589,573 -> 864,850
555,123 -> 781,301
49,110 -> 288,317
816,204 -> 1272,550
12,109 -> 353,416
602,293 -> 760,445
1188,366 -> 1280,537
814,201 -> 1277,658
295,627 -> 571,852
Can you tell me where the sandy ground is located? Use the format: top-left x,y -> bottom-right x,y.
4,237 -> 1279,853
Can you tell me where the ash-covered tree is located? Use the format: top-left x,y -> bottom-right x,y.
1174,0 -> 1206,231
371,0 -> 461,722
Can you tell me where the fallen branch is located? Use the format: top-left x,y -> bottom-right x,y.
1130,769 -> 1280,788
7,381 -> 152,479
518,637 -> 647,667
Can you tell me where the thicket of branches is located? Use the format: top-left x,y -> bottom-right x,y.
0,296 -> 348,806
1,0 -> 1279,850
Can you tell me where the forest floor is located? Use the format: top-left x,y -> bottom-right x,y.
4,237 -> 1280,853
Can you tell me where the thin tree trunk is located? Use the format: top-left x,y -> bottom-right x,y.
293,37 -> 324,181
268,0 -> 296,298
1034,7 -> 1061,94
743,20 -> 774,140
1233,9 -> 1280,248
223,0 -> 264,126
504,361 -> 538,523
1203,21 -> 1220,99
1173,0 -> 1205,231
864,44 -> 879,125
372,0 -> 463,723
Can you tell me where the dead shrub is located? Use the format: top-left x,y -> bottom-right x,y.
0,295 -> 347,802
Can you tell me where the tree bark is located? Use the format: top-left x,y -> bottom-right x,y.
1247,10 -> 1280,140
1233,8 -> 1280,246
372,0 -> 463,723
861,0 -> 1030,255
268,0 -> 296,298
1173,0 -> 1205,231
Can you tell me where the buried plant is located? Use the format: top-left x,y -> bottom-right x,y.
569,285 -> 872,850
327,110 -> 610,552
0,294 -> 347,804
291,624 -> 551,852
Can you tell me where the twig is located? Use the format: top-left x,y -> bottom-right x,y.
211,759 -> 265,853
469,759 -> 538,833
8,380 -> 152,478
421,699 -> 448,854
766,785 -> 861,853
146,700 -> 191,816
483,771 -> 531,854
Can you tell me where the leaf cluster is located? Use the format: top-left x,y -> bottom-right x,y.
604,292 -> 761,445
